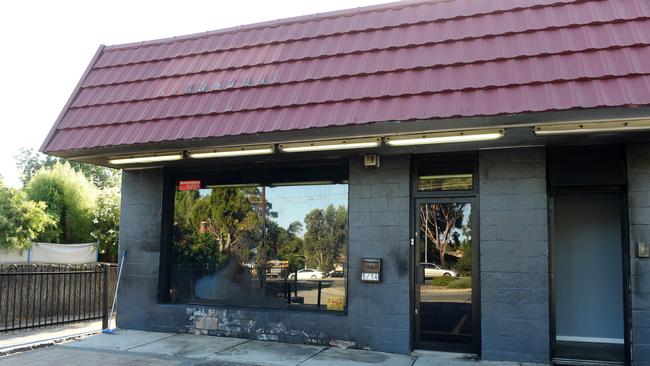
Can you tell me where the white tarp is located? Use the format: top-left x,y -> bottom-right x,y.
0,242 -> 98,264
0,248 -> 29,263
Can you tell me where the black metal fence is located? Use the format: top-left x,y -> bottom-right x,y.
0,263 -> 117,332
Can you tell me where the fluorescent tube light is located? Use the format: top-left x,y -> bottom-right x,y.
205,183 -> 261,188
189,145 -> 274,159
279,138 -> 380,153
386,130 -> 504,146
534,120 -> 650,136
109,153 -> 183,165
271,181 -> 334,187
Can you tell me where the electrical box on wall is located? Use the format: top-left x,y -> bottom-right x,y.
364,154 -> 380,169
637,242 -> 650,258
360,258 -> 381,282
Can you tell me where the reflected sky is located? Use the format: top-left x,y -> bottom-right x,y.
266,184 -> 348,230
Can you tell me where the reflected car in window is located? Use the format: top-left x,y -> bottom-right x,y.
423,263 -> 458,278
288,269 -> 325,280
327,270 -> 345,278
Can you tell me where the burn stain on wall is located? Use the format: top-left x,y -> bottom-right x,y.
391,247 -> 409,277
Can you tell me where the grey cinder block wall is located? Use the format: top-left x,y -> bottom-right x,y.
628,143 -> 650,366
347,155 -> 411,352
116,168 -> 165,329
116,156 -> 411,353
479,148 -> 550,363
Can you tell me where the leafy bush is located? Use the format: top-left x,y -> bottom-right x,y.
0,180 -> 53,250
447,276 -> 472,289
91,188 -> 120,262
26,163 -> 97,243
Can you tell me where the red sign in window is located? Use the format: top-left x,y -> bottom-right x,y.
178,180 -> 201,191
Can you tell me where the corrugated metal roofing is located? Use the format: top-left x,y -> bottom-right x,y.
41,0 -> 650,153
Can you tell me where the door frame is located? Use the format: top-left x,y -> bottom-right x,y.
547,190 -> 632,365
410,153 -> 481,355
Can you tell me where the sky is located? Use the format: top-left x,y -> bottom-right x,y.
0,0 -> 385,187
265,184 -> 348,230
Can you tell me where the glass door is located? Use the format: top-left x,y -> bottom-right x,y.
415,199 -> 477,353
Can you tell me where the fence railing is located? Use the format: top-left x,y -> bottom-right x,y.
0,263 -> 117,332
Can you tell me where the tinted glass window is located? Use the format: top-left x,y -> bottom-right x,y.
416,156 -> 475,192
168,181 -> 348,312
418,174 -> 473,191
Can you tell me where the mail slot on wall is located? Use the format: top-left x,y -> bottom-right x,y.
360,258 -> 381,282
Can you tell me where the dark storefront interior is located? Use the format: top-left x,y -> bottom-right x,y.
548,146 -> 629,365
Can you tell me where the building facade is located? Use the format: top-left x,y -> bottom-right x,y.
41,1 -> 650,365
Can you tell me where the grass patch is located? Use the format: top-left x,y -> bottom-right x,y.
447,276 -> 472,289
428,276 -> 472,288
429,276 -> 455,286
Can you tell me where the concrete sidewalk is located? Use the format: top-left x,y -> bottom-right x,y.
0,330 -> 547,366
0,319 -> 115,355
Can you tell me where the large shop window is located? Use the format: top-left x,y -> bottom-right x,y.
166,165 -> 348,312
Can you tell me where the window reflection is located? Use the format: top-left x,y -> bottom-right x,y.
418,174 -> 473,191
169,183 -> 347,312
418,202 -> 473,348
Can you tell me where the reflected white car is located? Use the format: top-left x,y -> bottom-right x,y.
423,263 -> 458,278
288,268 -> 324,280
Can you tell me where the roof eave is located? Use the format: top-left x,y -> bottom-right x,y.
45,105 -> 650,166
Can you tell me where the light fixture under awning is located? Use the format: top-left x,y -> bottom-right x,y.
534,119 -> 650,135
109,153 -> 183,165
385,129 -> 504,146
279,137 -> 380,153
189,145 -> 275,159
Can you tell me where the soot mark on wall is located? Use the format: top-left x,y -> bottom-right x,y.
391,247 -> 409,277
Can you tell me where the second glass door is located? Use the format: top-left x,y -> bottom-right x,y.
416,200 -> 477,353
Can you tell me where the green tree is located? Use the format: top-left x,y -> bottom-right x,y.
172,187 -> 265,273
275,221 -> 304,271
303,205 -> 347,272
26,163 -> 97,243
454,216 -> 472,273
419,203 -> 467,268
91,188 -> 120,262
15,148 -> 120,189
0,179 -> 53,250
188,188 -> 259,257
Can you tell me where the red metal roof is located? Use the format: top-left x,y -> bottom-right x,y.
41,0 -> 650,153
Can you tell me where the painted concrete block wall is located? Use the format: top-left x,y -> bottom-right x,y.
116,156 -> 412,353
116,168 -> 165,330
479,148 -> 550,363
346,154 -> 412,353
627,143 -> 650,366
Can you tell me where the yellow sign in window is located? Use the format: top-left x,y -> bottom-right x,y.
327,297 -> 345,311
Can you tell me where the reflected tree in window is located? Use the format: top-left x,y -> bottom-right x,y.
419,203 -> 468,268
303,204 -> 348,272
